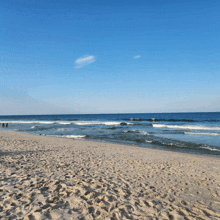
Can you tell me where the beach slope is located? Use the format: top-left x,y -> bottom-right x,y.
0,130 -> 220,219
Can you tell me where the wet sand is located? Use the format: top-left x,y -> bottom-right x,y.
0,130 -> 220,219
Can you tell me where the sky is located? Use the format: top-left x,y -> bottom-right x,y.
1,0 -> 220,115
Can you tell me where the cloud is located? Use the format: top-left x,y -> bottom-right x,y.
75,55 -> 96,68
133,55 -> 141,59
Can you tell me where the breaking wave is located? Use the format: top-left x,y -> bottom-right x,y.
65,135 -> 87,139
0,120 -> 72,125
153,124 -> 220,131
74,121 -> 121,126
74,121 -> 134,126
122,118 -> 197,122
184,132 -> 220,136
0,120 -> 55,124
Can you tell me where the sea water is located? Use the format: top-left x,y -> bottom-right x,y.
0,112 -> 220,156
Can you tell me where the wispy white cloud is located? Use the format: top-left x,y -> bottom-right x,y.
75,55 -> 96,68
133,55 -> 141,59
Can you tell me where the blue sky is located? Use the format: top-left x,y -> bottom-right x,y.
1,0 -> 220,115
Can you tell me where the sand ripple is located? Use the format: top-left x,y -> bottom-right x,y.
0,131 -> 220,219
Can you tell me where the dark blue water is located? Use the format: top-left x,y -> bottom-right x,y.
0,112 -> 220,156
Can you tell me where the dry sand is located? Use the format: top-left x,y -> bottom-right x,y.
0,130 -> 220,220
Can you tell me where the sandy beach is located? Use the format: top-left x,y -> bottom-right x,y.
0,130 -> 220,219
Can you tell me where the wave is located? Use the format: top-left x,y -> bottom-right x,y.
0,120 -> 95,125
0,120 -> 135,127
47,134 -> 86,139
0,120 -> 72,125
31,125 -> 73,131
74,121 -> 134,126
184,132 -> 220,136
145,140 -> 153,144
122,118 -> 196,122
120,122 -> 133,126
145,138 -> 220,153
0,120 -> 55,124
199,146 -> 220,152
166,119 -> 195,122
107,127 -> 118,130
74,121 -> 122,126
58,122 -> 72,125
153,124 -> 220,131
57,128 -> 75,131
29,125 -> 58,132
129,118 -> 144,121
145,118 -> 161,122
123,118 -> 160,122
123,130 -> 148,135
65,135 -> 86,139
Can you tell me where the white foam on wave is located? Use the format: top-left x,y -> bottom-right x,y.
200,146 -> 220,152
58,122 -> 72,125
0,120 -> 133,126
153,124 -> 220,131
48,134 -> 86,139
123,129 -> 137,133
65,135 -> 86,139
0,120 -> 55,124
145,140 -> 152,144
31,126 -> 36,129
74,121 -> 121,126
184,132 -> 220,136
126,122 -> 134,125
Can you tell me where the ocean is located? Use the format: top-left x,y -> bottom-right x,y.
0,112 -> 220,156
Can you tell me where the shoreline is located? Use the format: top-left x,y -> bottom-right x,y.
1,130 -> 220,219
2,129 -> 220,159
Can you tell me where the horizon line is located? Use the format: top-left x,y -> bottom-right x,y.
0,111 -> 220,117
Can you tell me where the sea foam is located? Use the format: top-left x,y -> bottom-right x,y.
65,135 -> 86,139
75,121 -> 122,126
0,120 -> 55,124
200,146 -> 220,152
58,122 -> 72,125
184,132 -> 220,136
153,124 -> 220,131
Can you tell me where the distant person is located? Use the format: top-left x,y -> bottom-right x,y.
6,123 -> 8,127
2,123 -> 4,127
